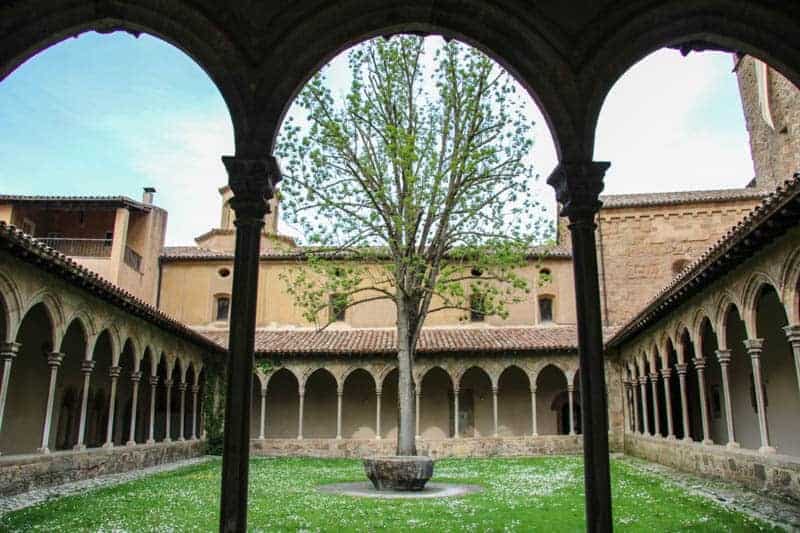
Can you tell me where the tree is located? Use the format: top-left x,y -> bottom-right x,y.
277,35 -> 551,455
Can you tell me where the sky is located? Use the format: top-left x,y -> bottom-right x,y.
0,32 -> 754,246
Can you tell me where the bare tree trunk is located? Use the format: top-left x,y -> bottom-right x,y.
396,298 -> 417,456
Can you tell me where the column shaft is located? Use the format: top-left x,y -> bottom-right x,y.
127,373 -> 141,446
103,366 -> 121,448
453,387 -> 460,438
297,390 -> 305,440
164,380 -> 173,443
415,390 -> 421,439
531,386 -> 538,436
375,390 -> 382,440
676,364 -> 690,440
639,377 -> 650,435
39,353 -> 64,453
632,381 -> 640,433
715,351 -> 737,447
661,369 -> 674,439
0,343 -> 20,445
259,389 -> 266,440
492,387 -> 499,437
75,360 -> 95,449
178,383 -> 187,441
744,339 -> 773,453
693,358 -> 712,445
567,385 -> 576,435
336,390 -> 343,439
649,374 -> 661,436
147,377 -> 158,444
191,386 -> 199,440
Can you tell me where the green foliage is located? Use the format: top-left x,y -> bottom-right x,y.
277,35 -> 554,335
202,360 -> 226,455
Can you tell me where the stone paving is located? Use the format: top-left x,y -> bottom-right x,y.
0,456 -> 211,514
619,455 -> 800,531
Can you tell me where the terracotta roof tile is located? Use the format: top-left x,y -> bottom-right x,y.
599,187 -> 767,209
0,194 -> 152,211
201,325 -> 619,356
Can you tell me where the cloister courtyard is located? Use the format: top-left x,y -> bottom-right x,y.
0,456 -> 793,532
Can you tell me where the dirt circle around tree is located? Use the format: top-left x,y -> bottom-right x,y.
317,481 -> 483,499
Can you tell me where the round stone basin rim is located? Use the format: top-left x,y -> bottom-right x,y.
363,455 -> 434,491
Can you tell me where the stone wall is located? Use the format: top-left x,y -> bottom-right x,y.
0,440 -> 204,497
251,435 -> 587,459
737,55 -> 800,189
624,433 -> 800,502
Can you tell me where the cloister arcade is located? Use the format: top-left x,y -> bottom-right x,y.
0,251 -> 212,457
619,230 -> 800,458
250,357 -> 582,444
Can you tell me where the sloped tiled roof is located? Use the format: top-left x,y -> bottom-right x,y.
608,175 -> 800,348
599,187 -> 767,209
201,325 -> 619,356
0,194 -> 152,211
0,222 -> 225,354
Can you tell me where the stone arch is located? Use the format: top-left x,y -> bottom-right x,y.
496,365 -> 531,437
690,308 -> 714,345
419,366 -> 455,439
741,272 -> 782,338
265,367 -> 300,439
379,367 -> 399,441
535,363 -> 569,435
20,290 -> 63,349
0,2 -> 250,145
257,5 -> 579,159
779,246 -> 800,324
582,2 -> 800,156
303,367 -> 338,438
456,366 -> 493,437
0,270 -> 24,343
53,314 -> 90,450
340,365 -> 378,392
341,368 -> 377,439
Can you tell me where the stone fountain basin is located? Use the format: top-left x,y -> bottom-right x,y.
363,456 -> 434,491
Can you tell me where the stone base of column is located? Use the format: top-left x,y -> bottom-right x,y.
126,440 -> 136,447
102,442 -> 114,449
666,435 -> 676,441
297,436 -> 303,441
532,432 -> 538,437
759,445 -> 776,455
146,439 -> 155,445
163,438 -> 172,444
726,441 -> 740,449
37,447 -> 50,454
73,444 -> 86,451
701,439 -> 713,446
178,437 -> 185,442
375,435 -> 381,440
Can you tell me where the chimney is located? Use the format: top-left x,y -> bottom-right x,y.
142,187 -> 156,204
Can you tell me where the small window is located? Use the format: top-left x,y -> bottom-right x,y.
218,267 -> 231,278
538,297 -> 553,323
329,294 -> 346,322
470,292 -> 486,322
215,295 -> 230,322
538,268 -> 552,285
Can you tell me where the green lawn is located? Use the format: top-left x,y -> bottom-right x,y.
0,456 -> 778,532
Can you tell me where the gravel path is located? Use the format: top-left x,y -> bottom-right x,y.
619,455 -> 800,531
0,456 -> 213,515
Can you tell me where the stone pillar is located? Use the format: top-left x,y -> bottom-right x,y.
714,350 -> 738,447
492,386 -> 499,437
547,161 -> 612,531
692,358 -> 713,445
178,382 -> 187,441
297,387 -> 305,440
219,156 -> 279,533
336,386 -> 343,440
638,376 -> 650,435
567,384 -> 576,435
415,389 -> 421,439
38,352 -> 64,453
743,338 -> 775,453
163,379 -> 173,443
660,368 -> 675,439
75,359 -> 95,450
649,373 -> 661,437
676,363 -> 690,440
191,385 -> 199,440
783,325 -> 800,401
453,386 -> 460,438
258,388 -> 266,440
127,371 -> 141,446
375,388 -> 382,440
103,366 -> 121,448
530,385 -> 538,436
0,342 -> 20,447
147,375 -> 158,444
631,379 -> 640,433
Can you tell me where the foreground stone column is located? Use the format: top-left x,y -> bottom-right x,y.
714,350 -> 738,447
297,387 -> 305,440
191,384 -> 200,440
39,352 -> 64,453
744,338 -> 774,453
163,379 -> 173,443
415,389 -> 421,439
660,368 -> 675,439
336,386 -> 343,440
649,373 -> 661,436
676,363 -> 690,440
492,386 -> 499,437
530,385 -> 538,436
75,359 -> 95,450
375,388 -> 382,440
219,156 -> 279,533
103,365 -> 121,448
547,161 -> 613,532
127,371 -> 141,446
258,388 -> 266,440
567,384 -> 576,435
147,375 -> 158,444
783,325 -> 800,402
178,382 -> 187,441
453,386 -> 460,438
693,358 -> 713,445
638,376 -> 650,435
0,343 -> 20,448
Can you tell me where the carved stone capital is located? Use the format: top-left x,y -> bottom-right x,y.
192,385 -> 200,395
743,338 -> 764,357
150,376 -> 160,386
130,371 -> 143,383
693,357 -> 706,371
0,342 -> 21,359
660,368 -> 672,379
567,384 -> 576,392
222,155 -> 281,222
546,161 -> 610,220
715,349 -> 732,366
178,382 -> 188,392
108,366 -> 122,379
638,376 -> 648,386
47,352 -> 64,368
80,360 -> 96,374
164,379 -> 174,389
783,324 -> 800,346
675,363 -> 688,375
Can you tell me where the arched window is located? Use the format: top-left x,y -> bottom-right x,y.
538,296 -> 554,323
215,295 -> 230,322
